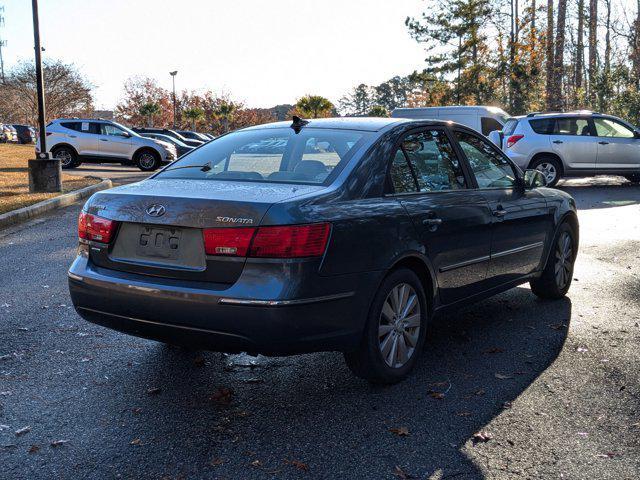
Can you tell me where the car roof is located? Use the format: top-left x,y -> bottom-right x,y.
240,116 -> 444,132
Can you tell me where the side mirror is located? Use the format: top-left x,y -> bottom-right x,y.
122,132 -> 131,138
523,169 -> 547,188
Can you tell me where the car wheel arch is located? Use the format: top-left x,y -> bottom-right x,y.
51,143 -> 78,156
539,211 -> 579,273
385,253 -> 437,309
528,152 -> 565,174
133,146 -> 161,161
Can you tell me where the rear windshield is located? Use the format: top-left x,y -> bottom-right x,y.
155,127 -> 369,185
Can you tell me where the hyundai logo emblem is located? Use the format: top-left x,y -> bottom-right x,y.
146,204 -> 166,217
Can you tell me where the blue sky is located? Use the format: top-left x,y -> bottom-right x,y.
1,0 -> 427,109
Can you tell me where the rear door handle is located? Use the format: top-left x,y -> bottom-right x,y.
422,218 -> 442,226
69,135 -> 77,138
598,141 -> 610,145
552,140 -> 563,144
100,138 -> 108,142
493,206 -> 507,218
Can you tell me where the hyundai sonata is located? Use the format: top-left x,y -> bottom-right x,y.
68,116 -> 578,383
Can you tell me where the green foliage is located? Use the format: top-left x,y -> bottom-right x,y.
294,95 -> 334,119
368,105 -> 389,117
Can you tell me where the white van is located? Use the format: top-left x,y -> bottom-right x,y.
391,106 -> 510,137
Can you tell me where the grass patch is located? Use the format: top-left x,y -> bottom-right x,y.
0,143 -> 100,215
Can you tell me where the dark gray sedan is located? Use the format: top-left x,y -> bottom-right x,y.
68,117 -> 579,383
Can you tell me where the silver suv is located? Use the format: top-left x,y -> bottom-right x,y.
496,111 -> 640,186
36,119 -> 177,171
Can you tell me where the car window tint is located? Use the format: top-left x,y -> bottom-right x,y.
553,118 -> 591,136
61,122 -> 81,131
593,118 -> 634,138
226,135 -> 287,178
401,130 -> 466,191
455,131 -> 517,189
481,117 -> 503,136
389,149 -> 418,193
529,118 -> 555,134
302,138 -> 341,168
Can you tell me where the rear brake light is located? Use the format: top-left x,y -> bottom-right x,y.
78,212 -> 117,243
202,223 -> 331,258
203,227 -> 255,256
506,134 -> 524,148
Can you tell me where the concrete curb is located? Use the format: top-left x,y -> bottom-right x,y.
0,178 -> 113,230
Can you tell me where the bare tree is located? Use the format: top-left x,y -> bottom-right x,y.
549,0 -> 567,110
588,0 -> 598,106
546,0 -> 555,107
576,0 -> 585,91
0,60 -> 93,125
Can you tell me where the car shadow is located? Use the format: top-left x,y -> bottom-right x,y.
98,286 -> 572,479
558,176 -> 640,210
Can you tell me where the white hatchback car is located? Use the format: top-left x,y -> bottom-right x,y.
36,119 -> 177,171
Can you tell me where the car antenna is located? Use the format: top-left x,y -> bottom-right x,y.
291,115 -> 309,133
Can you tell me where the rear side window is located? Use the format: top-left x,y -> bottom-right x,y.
389,129 -> 466,193
502,119 -> 519,136
481,117 -> 503,136
529,118 -> 555,134
553,118 -> 591,136
60,122 -> 81,131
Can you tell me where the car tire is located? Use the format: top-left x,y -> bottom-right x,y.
344,268 -> 428,384
530,222 -> 576,299
531,156 -> 562,187
624,174 -> 640,184
52,146 -> 78,169
135,150 -> 161,172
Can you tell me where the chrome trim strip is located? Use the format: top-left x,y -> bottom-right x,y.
491,241 -> 544,259
439,242 -> 544,273
218,291 -> 355,307
440,255 -> 491,273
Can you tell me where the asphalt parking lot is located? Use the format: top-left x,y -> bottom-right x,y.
1,175 -> 639,479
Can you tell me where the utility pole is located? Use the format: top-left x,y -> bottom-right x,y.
28,0 -> 61,193
0,4 -> 6,82
170,70 -> 178,128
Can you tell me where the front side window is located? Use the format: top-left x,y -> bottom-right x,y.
389,129 -> 466,193
455,131 -> 517,189
155,127 -> 368,185
101,124 -> 128,137
593,118 -> 635,138
554,118 -> 591,136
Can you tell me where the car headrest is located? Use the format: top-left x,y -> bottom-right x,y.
293,160 -> 328,180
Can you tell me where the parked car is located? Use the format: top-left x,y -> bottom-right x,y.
12,124 -> 37,144
391,106 -> 510,137
140,132 -> 194,157
176,130 -> 211,142
494,111 -> 640,186
68,117 -> 578,384
132,127 -> 204,148
38,119 -> 177,171
1,124 -> 19,143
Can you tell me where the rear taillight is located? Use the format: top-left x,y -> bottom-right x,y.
202,223 -> 331,259
203,227 -> 255,256
506,134 -> 524,148
78,212 -> 117,243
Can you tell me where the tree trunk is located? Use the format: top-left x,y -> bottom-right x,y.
550,0 -> 567,110
545,0 -> 555,108
633,1 -> 640,88
576,0 -> 584,91
588,0 -> 598,106
604,0 -> 611,75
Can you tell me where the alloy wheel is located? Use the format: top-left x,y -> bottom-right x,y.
536,162 -> 557,184
54,149 -> 73,167
554,231 -> 573,289
139,153 -> 156,170
378,283 -> 421,368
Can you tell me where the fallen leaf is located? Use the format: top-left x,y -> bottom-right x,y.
146,387 -> 161,395
472,431 -> 492,443
457,411 -> 472,417
596,452 -> 619,458
392,465 -> 414,479
550,323 -> 567,330
15,426 -> 31,436
28,445 -> 40,454
483,347 -> 504,354
209,458 -> 224,467
210,387 -> 234,405
132,407 -> 142,414
250,459 -> 263,467
428,391 -> 445,400
389,426 -> 410,437
130,438 -> 142,445
576,346 -> 588,353
285,459 -> 309,471
502,401 -> 512,409
474,389 -> 486,396
494,373 -> 512,380
50,439 -> 69,447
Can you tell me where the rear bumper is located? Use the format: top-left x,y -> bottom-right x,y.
68,256 -> 380,355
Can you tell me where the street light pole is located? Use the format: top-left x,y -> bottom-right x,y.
28,0 -> 61,193
170,70 -> 178,129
